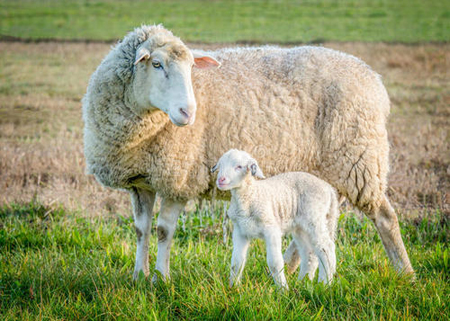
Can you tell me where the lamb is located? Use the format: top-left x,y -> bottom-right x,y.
82,24 -> 414,282
212,149 -> 339,288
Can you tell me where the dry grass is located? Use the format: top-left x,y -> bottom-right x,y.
0,41 -> 448,217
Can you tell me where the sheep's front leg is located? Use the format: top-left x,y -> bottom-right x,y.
153,197 -> 186,283
265,230 -> 288,290
130,188 -> 156,280
229,226 -> 250,287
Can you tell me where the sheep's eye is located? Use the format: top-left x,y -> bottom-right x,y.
152,61 -> 162,69
235,165 -> 242,170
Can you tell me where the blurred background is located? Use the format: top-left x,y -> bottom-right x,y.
1,0 -> 449,217
1,0 -> 448,43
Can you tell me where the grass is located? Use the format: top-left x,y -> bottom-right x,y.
1,0 -> 449,43
0,201 -> 449,319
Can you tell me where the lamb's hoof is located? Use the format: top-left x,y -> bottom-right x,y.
277,284 -> 289,292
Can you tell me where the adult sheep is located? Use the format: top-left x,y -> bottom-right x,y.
82,25 -> 414,281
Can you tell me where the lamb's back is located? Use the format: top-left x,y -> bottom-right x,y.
255,172 -> 334,224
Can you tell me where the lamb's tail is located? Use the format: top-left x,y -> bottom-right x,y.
327,188 -> 340,241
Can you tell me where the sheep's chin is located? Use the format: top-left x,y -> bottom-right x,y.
168,114 -> 189,127
168,113 -> 195,127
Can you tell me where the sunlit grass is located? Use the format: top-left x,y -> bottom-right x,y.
1,0 -> 449,43
1,201 -> 448,319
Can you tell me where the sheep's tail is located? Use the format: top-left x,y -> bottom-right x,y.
327,188 -> 340,241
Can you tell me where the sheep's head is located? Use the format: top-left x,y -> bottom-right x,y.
211,149 -> 265,191
132,37 -> 220,126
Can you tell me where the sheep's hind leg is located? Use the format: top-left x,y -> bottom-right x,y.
130,188 -> 156,280
322,147 -> 414,275
367,196 -> 414,275
153,197 -> 186,283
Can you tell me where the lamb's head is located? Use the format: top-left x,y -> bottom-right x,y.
211,149 -> 265,191
132,35 -> 220,126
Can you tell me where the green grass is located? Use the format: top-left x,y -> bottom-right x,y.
1,0 -> 449,43
1,201 -> 449,319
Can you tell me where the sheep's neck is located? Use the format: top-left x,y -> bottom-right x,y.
120,84 -> 171,146
230,176 -> 257,210
117,108 -> 170,153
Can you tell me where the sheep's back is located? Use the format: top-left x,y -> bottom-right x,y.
194,46 -> 390,194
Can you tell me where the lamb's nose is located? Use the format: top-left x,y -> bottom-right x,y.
219,177 -> 226,183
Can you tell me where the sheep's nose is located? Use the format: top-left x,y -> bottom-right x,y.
179,105 -> 196,125
218,177 -> 226,183
179,107 -> 190,119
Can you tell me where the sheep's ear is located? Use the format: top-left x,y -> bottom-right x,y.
134,47 -> 150,65
211,164 -> 219,173
192,50 -> 221,69
250,163 -> 265,179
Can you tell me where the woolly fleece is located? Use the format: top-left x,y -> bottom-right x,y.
83,25 -> 391,213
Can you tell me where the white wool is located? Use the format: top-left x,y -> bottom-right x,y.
214,149 -> 339,288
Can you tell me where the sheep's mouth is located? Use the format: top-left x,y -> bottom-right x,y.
169,114 -> 195,127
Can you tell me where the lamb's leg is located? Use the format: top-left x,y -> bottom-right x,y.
367,196 -> 414,275
153,197 -> 186,282
229,226 -> 250,287
284,194 -> 341,274
311,234 -> 335,284
301,218 -> 335,284
283,240 -> 301,274
293,232 -> 319,281
265,231 -> 288,290
130,188 -> 156,280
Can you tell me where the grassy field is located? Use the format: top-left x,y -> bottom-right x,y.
0,0 -> 449,319
1,201 -> 449,319
1,0 -> 449,43
0,41 -> 448,319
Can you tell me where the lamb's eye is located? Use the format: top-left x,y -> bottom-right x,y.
152,61 -> 162,69
235,165 -> 242,170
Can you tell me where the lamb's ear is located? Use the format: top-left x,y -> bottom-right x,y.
134,47 -> 150,65
192,50 -> 221,69
250,163 -> 265,179
211,163 -> 219,173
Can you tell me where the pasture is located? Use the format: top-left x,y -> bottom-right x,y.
1,0 -> 449,319
0,0 -> 448,43
1,202 -> 449,319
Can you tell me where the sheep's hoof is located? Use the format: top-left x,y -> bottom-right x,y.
133,269 -> 148,281
151,270 -> 168,285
